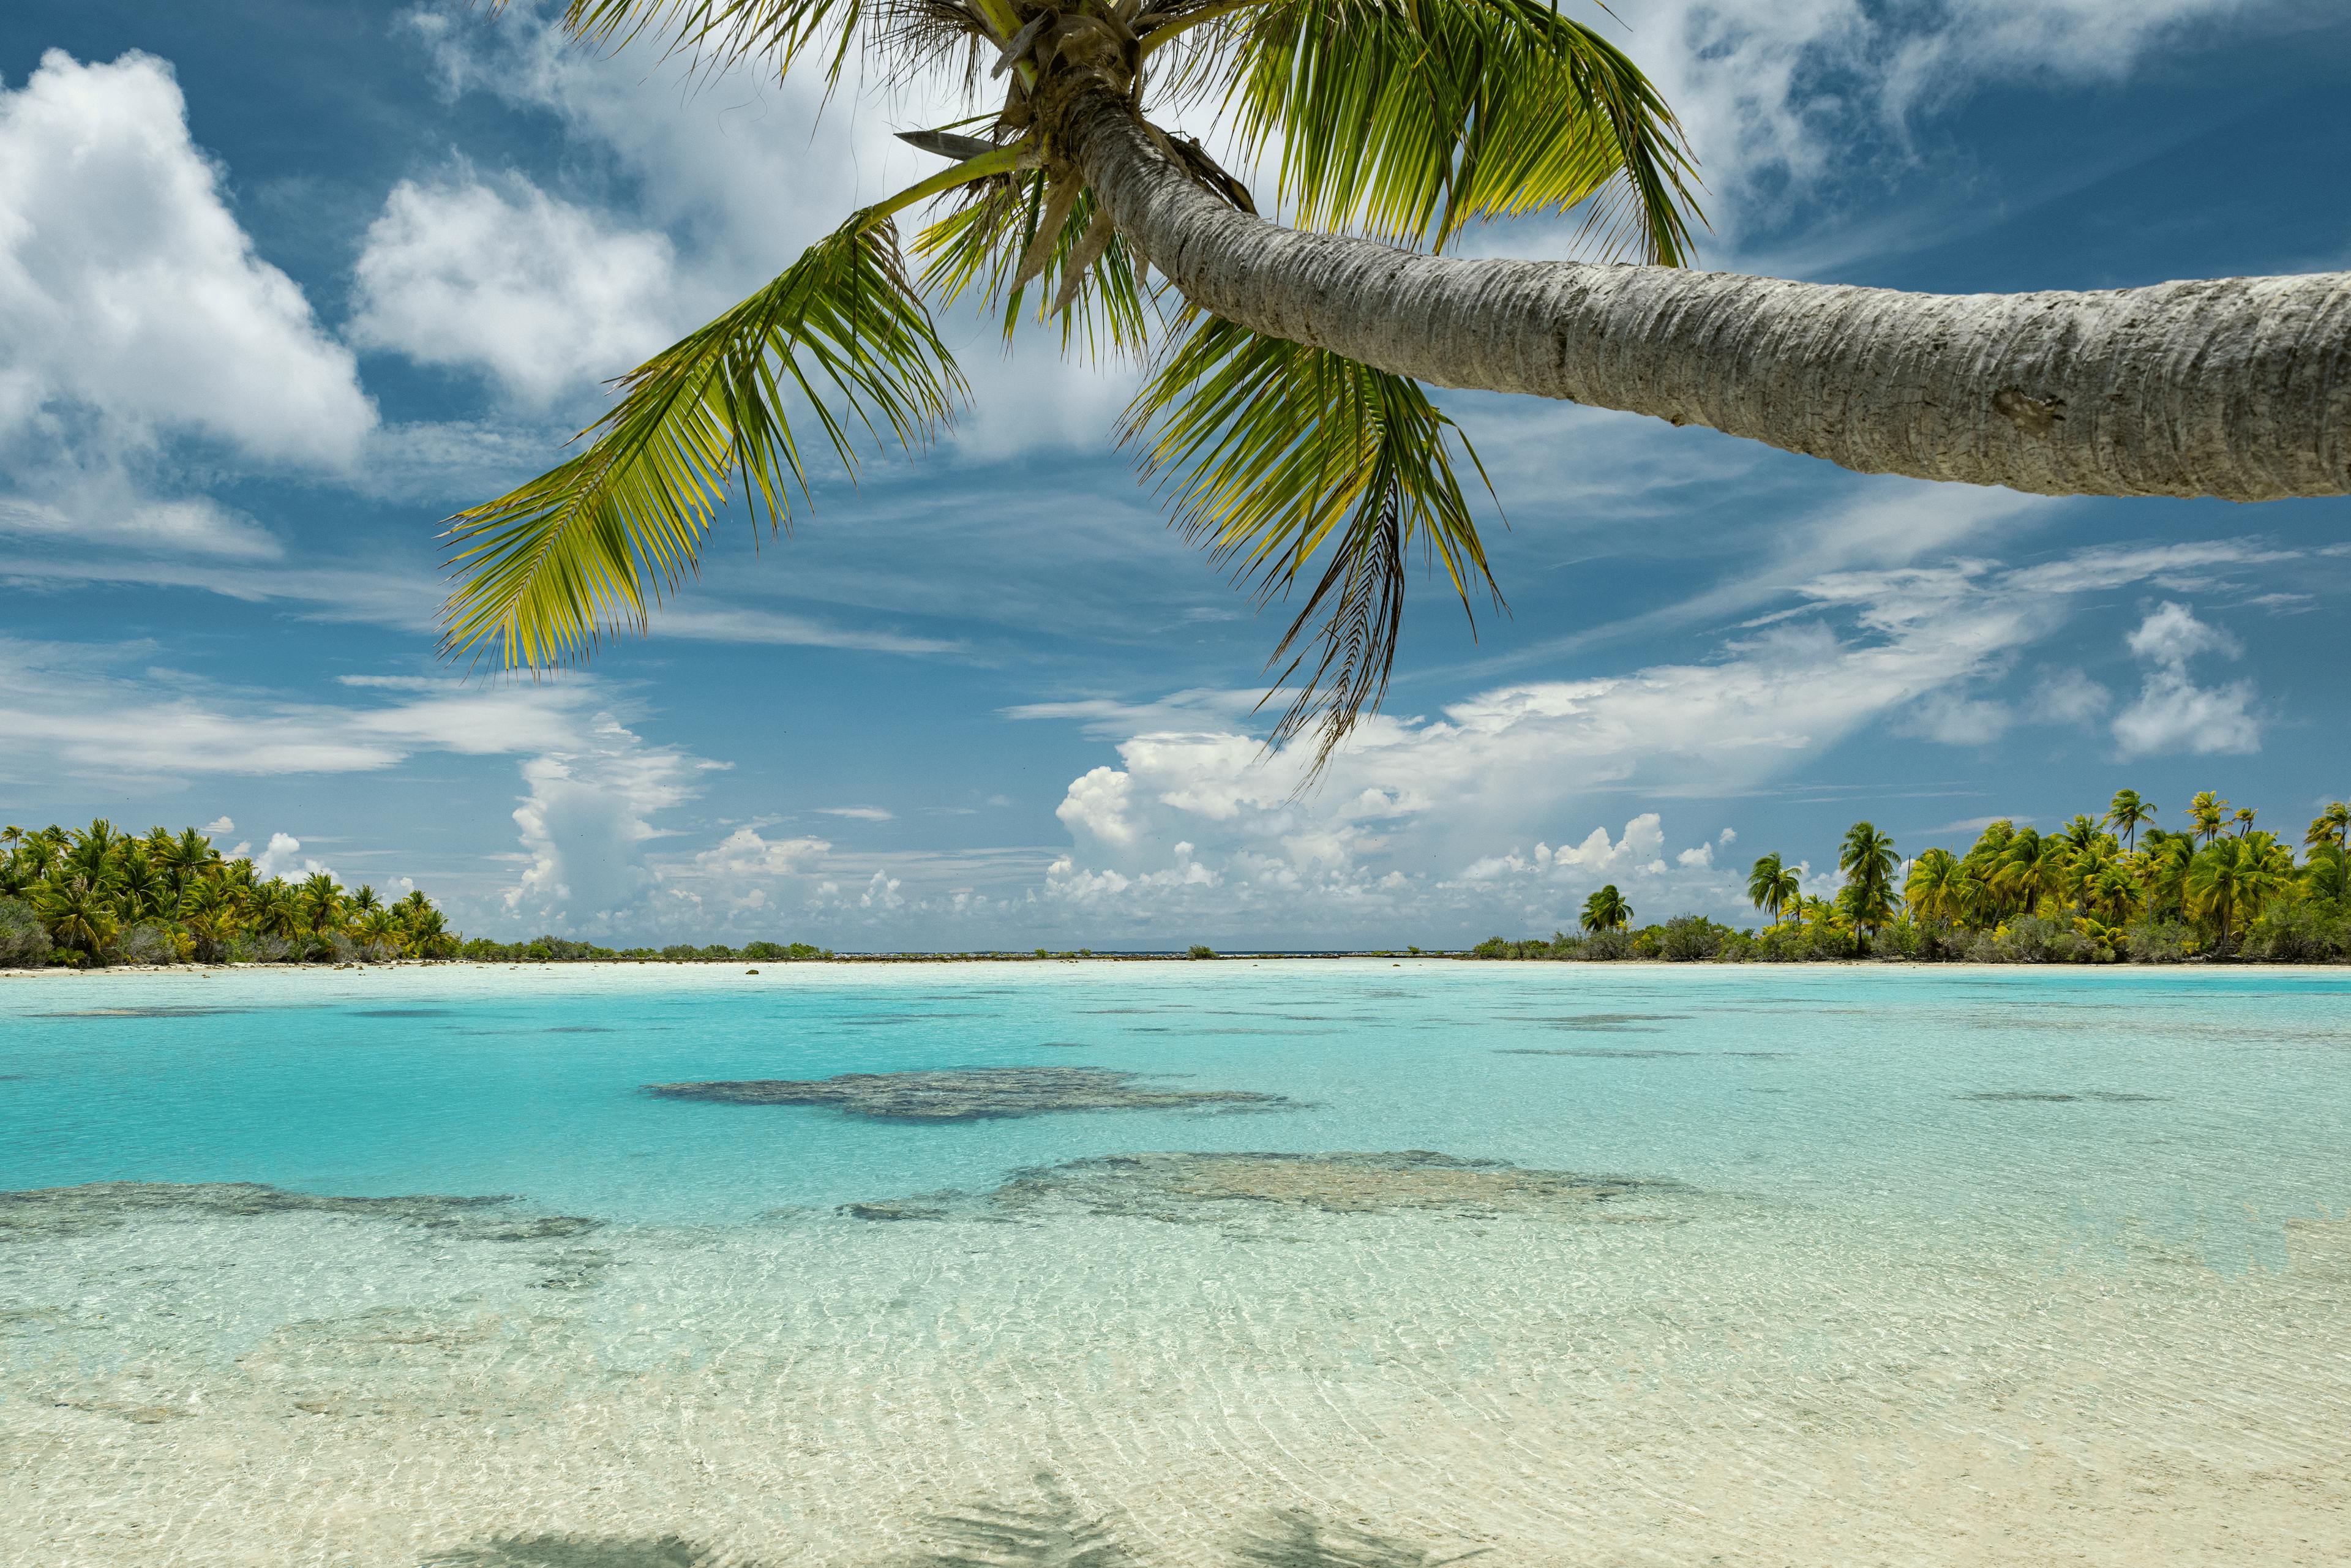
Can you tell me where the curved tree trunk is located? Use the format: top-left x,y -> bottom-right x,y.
1067,90 -> 2350,502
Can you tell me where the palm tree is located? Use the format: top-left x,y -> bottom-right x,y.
1580,884 -> 1632,934
2187,791 -> 2229,846
64,818 -> 122,884
32,876 -> 119,959
441,2 -> 2349,765
1,825 -> 21,855
2134,830 -> 2194,923
356,906 -> 403,958
2057,814 -> 2110,861
114,854 -> 173,923
298,872 -> 347,936
158,827 -> 219,900
2306,801 -> 2350,853
2104,790 -> 2155,854
1837,822 -> 1898,945
350,884 -> 383,916
2183,835 -> 2286,953
2230,806 -> 2258,838
1903,847 -> 1962,925
180,880 -> 242,963
2083,861 -> 2140,926
2303,843 -> 2351,910
252,881 -> 302,942
1746,853 -> 1798,925
1992,827 -> 2070,917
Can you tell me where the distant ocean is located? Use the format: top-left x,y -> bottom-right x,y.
6,961 -> 2348,1565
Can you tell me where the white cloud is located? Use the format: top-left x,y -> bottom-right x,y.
503,712 -> 705,930
1024,535 -> 2291,938
2031,669 -> 2113,725
2112,601 -> 2259,757
1596,0 -> 2257,249
400,3 -> 1137,457
349,169 -> 681,403
1895,691 -> 2015,746
815,806 -> 894,822
200,816 -> 234,835
0,490 -> 280,560
0,50 -> 374,466
250,831 -> 334,883
2124,598 -> 2243,666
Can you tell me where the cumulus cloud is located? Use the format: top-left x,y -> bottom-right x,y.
503,712 -> 707,931
396,2 -> 1142,454
2112,601 -> 2259,757
349,170 -> 682,403
250,831 -> 334,883
0,50 -> 373,465
2031,669 -> 2113,725
1024,536 -> 2293,940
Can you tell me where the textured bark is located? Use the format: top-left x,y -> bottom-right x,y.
1067,91 -> 2350,502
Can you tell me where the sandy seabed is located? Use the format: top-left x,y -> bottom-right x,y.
6,1180 -> 2349,1566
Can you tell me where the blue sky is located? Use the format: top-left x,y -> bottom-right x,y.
2,0 -> 2346,948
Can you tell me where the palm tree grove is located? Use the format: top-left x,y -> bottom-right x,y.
0,822 -> 460,967
1476,792 -> 2351,964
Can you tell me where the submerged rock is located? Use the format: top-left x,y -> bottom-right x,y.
645,1067 -> 1294,1122
1959,1090 -> 2167,1103
1496,1047 -> 1701,1059
844,1150 -> 1682,1225
0,1181 -> 599,1243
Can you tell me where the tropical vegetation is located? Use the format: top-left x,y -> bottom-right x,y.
444,0 -> 2346,782
0,821 -> 460,968
1474,790 -> 2351,964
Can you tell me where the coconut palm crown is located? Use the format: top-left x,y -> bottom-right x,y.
442,0 -> 1700,767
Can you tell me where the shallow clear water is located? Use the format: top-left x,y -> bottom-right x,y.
4,961 -> 2349,1566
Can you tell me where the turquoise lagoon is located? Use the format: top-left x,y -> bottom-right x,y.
3,961 -> 2348,1565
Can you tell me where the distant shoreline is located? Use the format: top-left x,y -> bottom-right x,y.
4,956 -> 2340,979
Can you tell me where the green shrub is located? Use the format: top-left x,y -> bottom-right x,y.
0,897 -> 53,968
2124,917 -> 2194,963
2243,902 -> 2350,962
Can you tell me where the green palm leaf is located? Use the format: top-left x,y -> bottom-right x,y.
1122,312 -> 1499,772
440,213 -> 963,667
917,170 -> 1157,358
1161,0 -> 1701,258
522,0 -> 868,83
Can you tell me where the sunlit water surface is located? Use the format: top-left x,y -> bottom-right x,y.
4,961 -> 2347,1566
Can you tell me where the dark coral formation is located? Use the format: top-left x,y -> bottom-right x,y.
646,1067 -> 1294,1122
1496,1047 -> 1701,1059
845,1150 -> 1681,1225
1959,1090 -> 2167,1103
0,1181 -> 599,1242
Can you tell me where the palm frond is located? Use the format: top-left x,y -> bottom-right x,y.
440,213 -> 962,668
915,170 -> 1157,358
1122,314 -> 1499,773
1158,0 -> 1700,260
530,0 -> 1005,94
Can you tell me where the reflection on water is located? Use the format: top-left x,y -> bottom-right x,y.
4,962 -> 2350,1565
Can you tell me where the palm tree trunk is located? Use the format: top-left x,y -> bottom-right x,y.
1068,90 -> 2351,503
